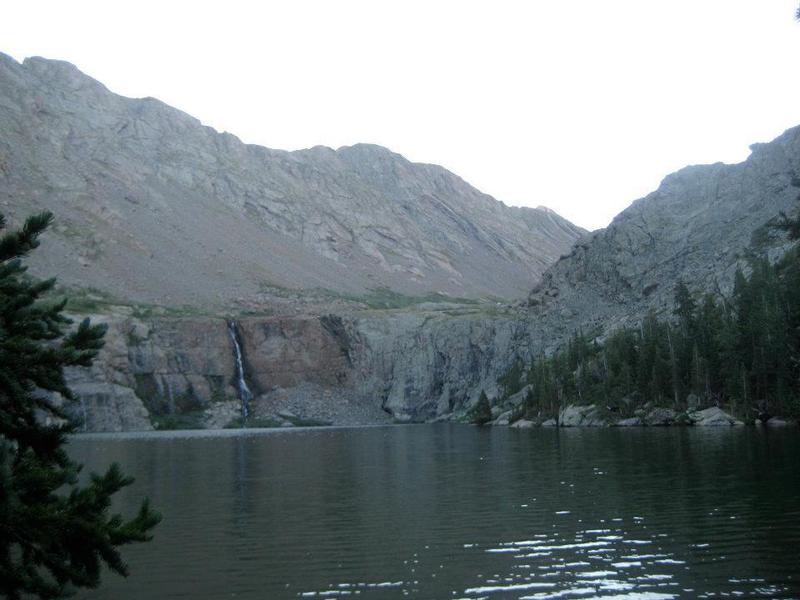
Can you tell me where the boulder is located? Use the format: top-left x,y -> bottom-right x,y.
615,417 -> 642,427
560,404 -> 592,426
559,404 -> 609,427
494,410 -> 513,426
582,407 -> 609,427
67,382 -> 152,432
510,419 -> 535,429
766,417 -> 798,427
643,407 -> 677,426
204,401 -> 241,429
541,418 -> 558,427
689,406 -> 744,426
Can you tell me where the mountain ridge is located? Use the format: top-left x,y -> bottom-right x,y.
0,52 -> 583,310
528,124 -> 800,337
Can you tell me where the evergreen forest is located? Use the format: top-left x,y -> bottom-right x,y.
498,213 -> 800,423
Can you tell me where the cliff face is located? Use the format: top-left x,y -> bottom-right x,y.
63,309 -> 536,430
0,53 -> 582,308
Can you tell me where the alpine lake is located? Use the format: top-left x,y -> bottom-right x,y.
68,424 -> 800,599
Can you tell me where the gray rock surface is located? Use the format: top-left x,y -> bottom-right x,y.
493,410 -> 513,426
0,53 -> 583,308
559,404 -> 608,427
251,384 -> 382,427
63,307 -> 536,430
689,406 -> 744,426
505,384 -> 533,407
615,417 -> 642,427
765,417 -> 798,427
347,310 -> 536,421
65,382 -> 152,432
643,408 -> 678,426
203,401 -> 241,430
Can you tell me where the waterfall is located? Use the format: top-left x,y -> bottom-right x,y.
227,320 -> 253,422
165,377 -> 175,414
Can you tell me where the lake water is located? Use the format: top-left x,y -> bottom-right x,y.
68,425 -> 800,599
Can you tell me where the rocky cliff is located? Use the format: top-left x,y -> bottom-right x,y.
63,307 -> 536,430
0,53 -> 582,308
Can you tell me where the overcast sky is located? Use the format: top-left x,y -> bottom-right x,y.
3,1 -> 800,230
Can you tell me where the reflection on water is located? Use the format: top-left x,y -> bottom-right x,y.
68,425 -> 800,599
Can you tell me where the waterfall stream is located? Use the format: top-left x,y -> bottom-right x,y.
165,377 -> 175,414
226,320 -> 253,421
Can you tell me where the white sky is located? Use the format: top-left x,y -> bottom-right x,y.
2,1 -> 800,230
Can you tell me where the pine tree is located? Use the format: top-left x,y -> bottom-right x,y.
470,390 -> 492,425
0,212 -> 160,599
777,210 -> 800,241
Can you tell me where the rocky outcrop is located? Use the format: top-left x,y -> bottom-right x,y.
615,417 -> 642,427
559,404 -> 608,427
762,417 -> 798,427
528,126 -> 800,333
349,311 -> 534,421
0,53 -> 583,309
641,407 -> 679,426
688,406 -> 744,426
505,384 -> 533,407
63,307 -> 536,431
500,404 -> 748,428
66,382 -> 152,432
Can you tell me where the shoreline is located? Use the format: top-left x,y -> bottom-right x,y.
67,417 -> 798,439
67,422 -> 416,440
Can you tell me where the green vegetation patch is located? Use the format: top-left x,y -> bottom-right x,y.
281,415 -> 332,427
301,285 -> 486,310
224,416 -> 283,429
151,410 -> 208,431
